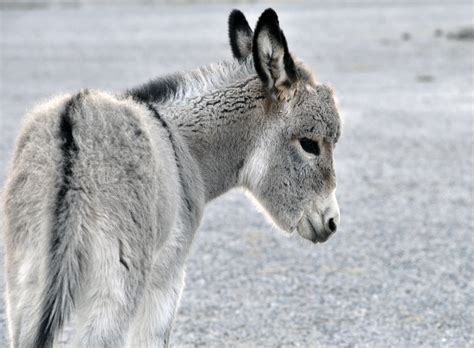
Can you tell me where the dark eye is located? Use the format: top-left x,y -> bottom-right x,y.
299,137 -> 320,156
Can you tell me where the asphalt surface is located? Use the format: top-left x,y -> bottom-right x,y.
0,1 -> 473,346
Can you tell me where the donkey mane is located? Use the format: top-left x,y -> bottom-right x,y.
125,58 -> 256,105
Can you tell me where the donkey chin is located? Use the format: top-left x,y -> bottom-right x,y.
296,190 -> 340,244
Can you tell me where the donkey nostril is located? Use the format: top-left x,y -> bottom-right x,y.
328,218 -> 337,233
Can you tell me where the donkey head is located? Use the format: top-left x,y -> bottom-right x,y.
229,9 -> 341,243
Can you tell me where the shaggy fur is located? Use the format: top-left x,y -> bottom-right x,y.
2,8 -> 342,347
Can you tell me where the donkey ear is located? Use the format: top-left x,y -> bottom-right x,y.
228,10 -> 253,61
252,9 -> 297,95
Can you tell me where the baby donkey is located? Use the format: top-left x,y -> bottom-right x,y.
3,8 -> 342,347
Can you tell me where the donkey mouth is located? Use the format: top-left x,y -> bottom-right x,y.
307,218 -> 334,244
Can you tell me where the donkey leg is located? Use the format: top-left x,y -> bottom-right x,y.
74,272 -> 145,347
73,239 -> 148,347
5,253 -> 46,348
5,260 -> 20,348
127,269 -> 185,348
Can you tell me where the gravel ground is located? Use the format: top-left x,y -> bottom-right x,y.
1,1 -> 473,346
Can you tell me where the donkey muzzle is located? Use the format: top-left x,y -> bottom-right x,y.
300,190 -> 340,244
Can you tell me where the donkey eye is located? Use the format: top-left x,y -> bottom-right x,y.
299,137 -> 320,156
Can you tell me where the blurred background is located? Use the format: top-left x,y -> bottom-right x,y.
1,0 -> 473,346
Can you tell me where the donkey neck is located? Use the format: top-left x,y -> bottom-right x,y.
158,77 -> 266,202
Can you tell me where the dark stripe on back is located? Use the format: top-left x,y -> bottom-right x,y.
36,92 -> 83,348
125,74 -> 183,104
145,103 -> 193,213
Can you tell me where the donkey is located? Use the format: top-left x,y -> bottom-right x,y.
2,8 -> 341,347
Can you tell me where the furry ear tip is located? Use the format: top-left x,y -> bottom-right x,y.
259,8 -> 279,24
229,9 -> 251,32
254,8 -> 280,37
229,9 -> 244,19
229,9 -> 242,25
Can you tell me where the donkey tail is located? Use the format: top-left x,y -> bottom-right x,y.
34,92 -> 87,347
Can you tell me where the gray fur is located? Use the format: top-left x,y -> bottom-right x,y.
2,9 -> 342,347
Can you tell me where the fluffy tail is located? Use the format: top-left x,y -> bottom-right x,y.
34,92 -> 86,347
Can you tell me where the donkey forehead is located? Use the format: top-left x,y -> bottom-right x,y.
287,83 -> 341,140
303,84 -> 337,112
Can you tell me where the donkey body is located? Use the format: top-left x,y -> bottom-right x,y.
3,9 -> 341,347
